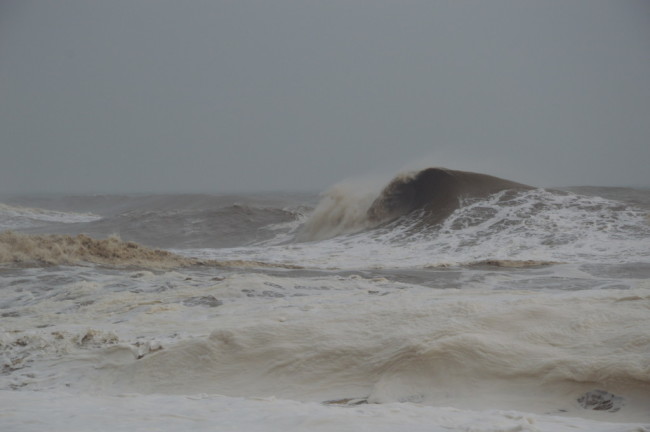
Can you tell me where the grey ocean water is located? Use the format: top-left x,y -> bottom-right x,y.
1,172 -> 650,431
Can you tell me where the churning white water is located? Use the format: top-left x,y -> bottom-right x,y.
1,173 -> 649,431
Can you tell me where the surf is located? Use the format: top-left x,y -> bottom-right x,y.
73,280 -> 650,422
2,175 -> 650,432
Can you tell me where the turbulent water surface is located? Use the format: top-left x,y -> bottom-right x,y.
1,168 -> 650,432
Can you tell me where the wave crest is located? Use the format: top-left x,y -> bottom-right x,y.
0,231 -> 193,268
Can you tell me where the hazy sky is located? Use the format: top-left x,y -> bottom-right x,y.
1,1 -> 649,194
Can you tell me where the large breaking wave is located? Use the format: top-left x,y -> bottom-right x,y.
298,167 -> 531,241
219,168 -> 650,268
2,168 -> 648,268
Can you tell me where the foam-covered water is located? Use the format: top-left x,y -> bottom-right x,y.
1,172 -> 649,431
183,188 -> 650,269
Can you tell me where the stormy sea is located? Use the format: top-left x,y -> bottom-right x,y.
1,168 -> 649,432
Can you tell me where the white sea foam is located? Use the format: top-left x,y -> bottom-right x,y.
3,390 -> 647,432
2,268 -> 649,427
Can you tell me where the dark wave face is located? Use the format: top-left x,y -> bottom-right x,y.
367,168 -> 532,225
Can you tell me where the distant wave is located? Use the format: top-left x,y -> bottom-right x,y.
0,202 -> 101,230
2,196 -> 307,249
299,168 -> 531,241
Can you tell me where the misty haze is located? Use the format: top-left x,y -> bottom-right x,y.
1,2 -> 650,431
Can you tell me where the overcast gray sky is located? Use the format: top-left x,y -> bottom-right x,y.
1,1 -> 649,194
